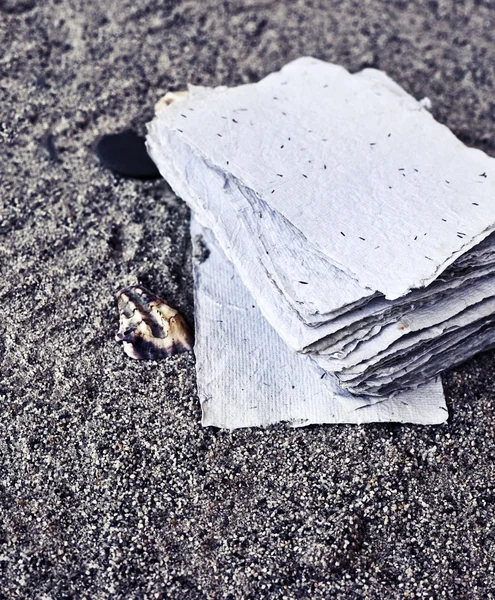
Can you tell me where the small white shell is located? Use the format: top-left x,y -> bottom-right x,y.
154,90 -> 189,114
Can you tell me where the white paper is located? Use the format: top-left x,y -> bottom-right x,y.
146,57 -> 495,414
147,124 -> 362,351
192,217 -> 447,428
341,307 -> 495,385
151,57 -> 495,300
351,317 -> 495,395
316,275 -> 495,373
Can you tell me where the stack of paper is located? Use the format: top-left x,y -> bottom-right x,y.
146,57 -> 495,427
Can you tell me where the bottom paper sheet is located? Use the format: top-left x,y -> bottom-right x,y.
191,218 -> 448,429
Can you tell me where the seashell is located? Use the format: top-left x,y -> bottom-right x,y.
115,285 -> 193,360
154,90 -> 189,114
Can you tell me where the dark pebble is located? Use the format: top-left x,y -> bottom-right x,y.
0,0 -> 36,14
43,133 -> 59,163
95,129 -> 161,179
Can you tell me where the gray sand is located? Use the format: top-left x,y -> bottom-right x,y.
1,1 -> 495,598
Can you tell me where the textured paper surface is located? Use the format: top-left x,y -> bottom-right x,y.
148,111 -> 495,362
147,124 -> 356,351
316,275 -> 495,373
147,57 -> 495,415
192,218 -> 447,428
341,313 -> 495,394
151,57 -> 495,300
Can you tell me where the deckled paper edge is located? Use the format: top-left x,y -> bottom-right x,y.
191,217 -> 448,429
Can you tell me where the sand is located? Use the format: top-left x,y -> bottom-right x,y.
1,0 -> 495,597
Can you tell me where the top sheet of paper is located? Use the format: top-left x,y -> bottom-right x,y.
153,57 -> 495,300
